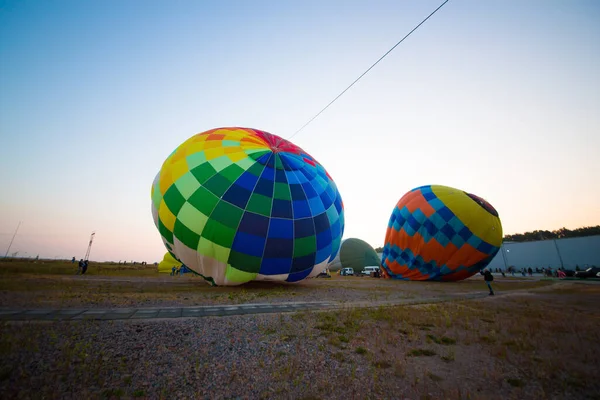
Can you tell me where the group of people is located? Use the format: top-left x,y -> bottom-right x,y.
117,260 -> 149,265
481,264 -> 570,296
170,265 -> 186,276
503,266 -> 534,277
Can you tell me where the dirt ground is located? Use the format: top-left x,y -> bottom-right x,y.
1,261 -> 599,399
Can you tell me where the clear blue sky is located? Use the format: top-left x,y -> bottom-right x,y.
1,0 -> 599,262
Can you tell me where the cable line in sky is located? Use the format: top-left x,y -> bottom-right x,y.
287,0 -> 450,141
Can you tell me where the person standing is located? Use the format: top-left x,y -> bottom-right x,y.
484,269 -> 495,296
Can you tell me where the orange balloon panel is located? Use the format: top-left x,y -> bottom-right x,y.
381,185 -> 502,282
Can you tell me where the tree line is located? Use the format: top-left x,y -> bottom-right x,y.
502,225 -> 600,242
372,225 -> 600,251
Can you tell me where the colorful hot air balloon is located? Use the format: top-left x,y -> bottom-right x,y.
328,238 -> 381,273
381,185 -> 502,281
157,252 -> 182,274
151,127 -> 344,286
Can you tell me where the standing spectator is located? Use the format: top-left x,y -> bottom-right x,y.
77,259 -> 84,274
484,269 -> 495,296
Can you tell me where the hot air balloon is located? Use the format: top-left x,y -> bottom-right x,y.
381,185 -> 502,281
328,238 -> 381,274
157,252 -> 182,274
151,127 -> 344,286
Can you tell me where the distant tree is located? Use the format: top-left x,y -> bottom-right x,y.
503,225 -> 600,242
374,247 -> 384,253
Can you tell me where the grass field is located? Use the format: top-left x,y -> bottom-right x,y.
1,260 -> 553,309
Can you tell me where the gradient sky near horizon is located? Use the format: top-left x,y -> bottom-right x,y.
1,0 -> 599,262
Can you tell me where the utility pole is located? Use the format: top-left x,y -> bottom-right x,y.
3,221 -> 21,258
84,231 -> 96,261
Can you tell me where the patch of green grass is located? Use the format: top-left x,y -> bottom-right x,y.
417,323 -> 435,331
102,388 -> 125,398
372,360 -> 392,369
327,336 -> 343,348
480,335 -> 496,344
291,312 -> 307,321
281,334 -> 296,342
408,348 -> 436,357
0,366 -> 12,382
394,362 -> 406,377
315,323 -> 347,334
427,372 -> 444,382
506,378 -> 525,388
338,335 -> 349,343
426,334 -> 456,345
366,306 -> 393,322
564,374 -> 587,389
132,389 -> 145,397
502,340 -> 534,352
355,346 -> 368,355
440,336 -> 456,345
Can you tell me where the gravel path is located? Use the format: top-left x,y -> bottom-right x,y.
2,285 -> 599,400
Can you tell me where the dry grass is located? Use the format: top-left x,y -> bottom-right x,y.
0,283 -> 599,399
1,259 -> 554,309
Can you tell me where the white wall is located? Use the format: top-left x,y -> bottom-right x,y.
556,236 -> 600,269
487,235 -> 600,270
376,236 -> 600,271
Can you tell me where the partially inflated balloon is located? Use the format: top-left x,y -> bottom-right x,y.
381,185 -> 502,281
157,252 -> 182,273
328,238 -> 380,272
151,127 -> 344,286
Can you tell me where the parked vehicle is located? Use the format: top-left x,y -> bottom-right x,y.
360,266 -> 381,277
340,267 -> 354,276
574,267 -> 600,279
316,268 -> 331,278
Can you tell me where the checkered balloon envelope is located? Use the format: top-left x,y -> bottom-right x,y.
381,185 -> 503,281
151,127 -> 345,286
